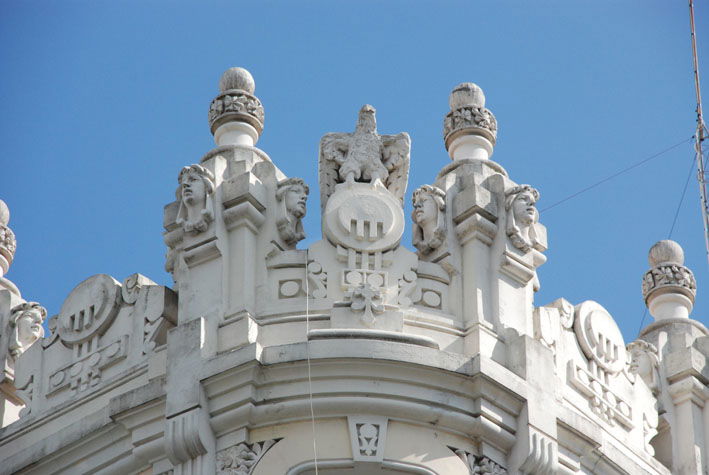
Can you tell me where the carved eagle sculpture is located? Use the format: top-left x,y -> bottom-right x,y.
319,104 -> 410,212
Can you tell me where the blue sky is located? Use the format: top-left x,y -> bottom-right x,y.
1,1 -> 707,341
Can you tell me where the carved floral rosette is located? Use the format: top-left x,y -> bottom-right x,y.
641,263 -> 696,303
209,90 -> 264,135
443,106 -> 497,148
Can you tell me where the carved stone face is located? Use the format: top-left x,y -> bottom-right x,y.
285,185 -> 307,219
180,171 -> 206,206
512,190 -> 537,226
17,308 -> 43,346
413,193 -> 438,228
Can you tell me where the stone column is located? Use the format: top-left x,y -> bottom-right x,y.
639,240 -> 709,474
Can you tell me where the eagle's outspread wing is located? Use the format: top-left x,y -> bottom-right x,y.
381,132 -> 411,202
319,132 -> 351,213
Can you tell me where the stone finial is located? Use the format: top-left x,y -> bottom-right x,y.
642,240 -> 696,320
0,200 -> 16,278
209,67 -> 265,146
443,82 -> 497,161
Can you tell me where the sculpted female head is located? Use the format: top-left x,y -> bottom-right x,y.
277,178 -> 309,219
176,164 -> 216,234
9,301 -> 46,360
411,185 -> 446,255
276,178 -> 309,247
505,185 -> 540,252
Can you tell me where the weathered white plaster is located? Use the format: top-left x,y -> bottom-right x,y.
1,69 -> 705,475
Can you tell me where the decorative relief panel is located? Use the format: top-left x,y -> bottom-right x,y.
47,335 -> 128,395
449,447 -> 507,475
216,439 -> 281,475
567,359 -> 633,428
306,260 -> 327,299
345,284 -> 385,326
397,269 -> 420,307
348,415 -> 388,462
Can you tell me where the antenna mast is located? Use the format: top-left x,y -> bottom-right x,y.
689,0 -> 709,267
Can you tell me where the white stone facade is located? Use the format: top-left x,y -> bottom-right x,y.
1,67 -> 707,474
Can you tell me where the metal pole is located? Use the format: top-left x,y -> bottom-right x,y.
689,0 -> 709,268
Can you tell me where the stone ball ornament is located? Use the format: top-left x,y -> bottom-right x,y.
449,82 -> 486,110
648,239 -> 684,267
219,67 -> 256,94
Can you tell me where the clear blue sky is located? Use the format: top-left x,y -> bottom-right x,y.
1,1 -> 707,341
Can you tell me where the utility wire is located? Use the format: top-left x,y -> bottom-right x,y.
304,251 -> 319,475
639,152 -> 700,334
668,153 -> 699,239
541,137 -> 693,213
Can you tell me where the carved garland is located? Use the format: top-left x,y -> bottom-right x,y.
0,224 -> 16,256
209,91 -> 265,132
641,264 -> 696,301
443,106 -> 498,143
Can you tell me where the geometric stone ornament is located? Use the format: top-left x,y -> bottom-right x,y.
57,274 -> 121,346
323,183 -> 405,253
216,438 -> 281,475
573,300 -> 627,375
567,359 -> 633,428
348,415 -> 388,462
449,447 -> 508,475
121,272 -> 155,305
47,335 -> 128,395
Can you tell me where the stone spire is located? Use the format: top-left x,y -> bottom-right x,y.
443,82 -> 497,161
208,67 -> 265,147
0,200 -> 16,279
642,239 -> 696,320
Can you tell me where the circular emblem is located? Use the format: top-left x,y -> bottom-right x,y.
323,183 -> 404,252
58,274 -> 121,345
573,301 -> 627,374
